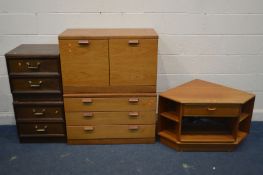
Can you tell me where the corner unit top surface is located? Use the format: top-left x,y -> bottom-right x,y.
58,28 -> 158,39
160,79 -> 255,104
5,44 -> 59,58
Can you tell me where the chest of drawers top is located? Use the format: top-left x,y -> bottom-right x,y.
59,28 -> 158,39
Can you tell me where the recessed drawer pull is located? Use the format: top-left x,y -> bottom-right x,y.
28,80 -> 43,88
32,109 -> 46,116
128,40 -> 139,45
83,112 -> 93,118
207,107 -> 217,111
84,126 -> 94,131
128,125 -> 139,131
82,98 -> 93,103
128,97 -> 139,103
128,112 -> 139,117
26,62 -> 40,70
78,40 -> 90,45
35,125 -> 48,132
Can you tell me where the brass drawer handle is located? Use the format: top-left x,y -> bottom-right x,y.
128,125 -> 139,131
28,80 -> 43,88
83,112 -> 93,118
84,126 -> 94,131
78,40 -> 90,45
128,98 -> 139,103
35,125 -> 48,132
32,109 -> 46,116
128,112 -> 139,118
128,40 -> 139,45
207,107 -> 217,111
82,98 -> 93,103
26,62 -> 40,70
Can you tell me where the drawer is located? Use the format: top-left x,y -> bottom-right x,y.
67,125 -> 155,139
59,39 -> 109,91
14,105 -> 64,121
7,58 -> 59,74
65,111 -> 156,125
183,104 -> 240,116
18,123 -> 65,137
10,77 -> 61,92
109,39 -> 157,86
64,97 -> 156,112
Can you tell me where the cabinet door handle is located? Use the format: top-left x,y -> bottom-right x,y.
128,98 -> 139,103
83,112 -> 93,118
84,126 -> 94,131
128,40 -> 139,45
128,112 -> 139,117
207,107 -> 217,111
28,80 -> 43,88
78,40 -> 90,45
128,125 -> 139,131
82,98 -> 93,103
26,62 -> 40,70
35,125 -> 48,132
32,109 -> 46,116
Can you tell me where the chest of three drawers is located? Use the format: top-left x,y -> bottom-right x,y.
5,44 -> 66,142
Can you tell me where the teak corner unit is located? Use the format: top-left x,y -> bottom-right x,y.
158,79 -> 255,151
5,44 -> 66,142
59,29 -> 158,144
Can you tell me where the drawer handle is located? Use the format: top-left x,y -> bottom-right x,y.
28,80 -> 43,88
82,98 -> 93,103
128,125 -> 139,131
78,40 -> 90,45
84,126 -> 94,131
26,62 -> 40,70
83,112 -> 93,118
128,98 -> 139,103
35,125 -> 48,132
128,112 -> 139,118
32,109 -> 46,116
207,107 -> 217,111
128,40 -> 139,45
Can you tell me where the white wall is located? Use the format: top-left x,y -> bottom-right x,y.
0,0 -> 263,124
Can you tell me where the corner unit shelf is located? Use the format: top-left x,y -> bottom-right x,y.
158,79 -> 255,151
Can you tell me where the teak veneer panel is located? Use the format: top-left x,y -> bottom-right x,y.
59,39 -> 109,89
109,39 -> 158,86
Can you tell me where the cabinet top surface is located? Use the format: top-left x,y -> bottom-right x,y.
59,28 -> 158,39
5,44 -> 59,58
160,79 -> 255,104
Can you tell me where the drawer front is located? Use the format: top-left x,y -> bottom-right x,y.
10,78 -> 61,92
14,106 -> 64,120
109,39 -> 157,86
7,59 -> 59,74
65,111 -> 156,125
59,39 -> 109,91
183,104 -> 240,116
18,123 -> 65,136
67,125 -> 155,139
64,97 -> 156,112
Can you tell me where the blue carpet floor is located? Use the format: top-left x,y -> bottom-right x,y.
0,122 -> 263,175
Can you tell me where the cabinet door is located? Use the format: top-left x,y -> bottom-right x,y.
109,39 -> 158,86
59,40 -> 109,93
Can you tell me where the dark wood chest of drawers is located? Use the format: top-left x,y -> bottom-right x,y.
5,44 -> 66,142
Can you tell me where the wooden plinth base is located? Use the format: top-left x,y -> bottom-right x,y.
160,137 -> 241,152
20,137 -> 66,143
68,138 -> 155,144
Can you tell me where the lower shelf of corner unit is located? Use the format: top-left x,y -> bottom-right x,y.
159,130 -> 235,143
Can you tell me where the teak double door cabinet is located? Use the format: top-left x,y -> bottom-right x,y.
158,79 -> 255,151
59,29 -> 158,144
5,44 -> 66,142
